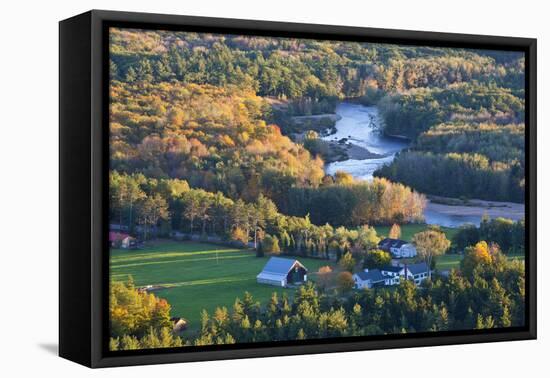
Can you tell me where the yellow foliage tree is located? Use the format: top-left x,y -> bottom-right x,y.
461,241 -> 499,277
317,266 -> 333,291
412,229 -> 451,278
336,271 -> 355,292
110,277 -> 173,339
389,224 -> 402,239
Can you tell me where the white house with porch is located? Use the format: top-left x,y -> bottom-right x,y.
381,262 -> 430,286
354,262 -> 431,290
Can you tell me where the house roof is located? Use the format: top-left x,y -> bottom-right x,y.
381,265 -> 404,274
407,262 -> 429,275
355,269 -> 386,282
378,238 -> 409,249
257,257 -> 307,281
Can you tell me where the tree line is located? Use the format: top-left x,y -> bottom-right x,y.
452,217 -> 525,255
286,176 -> 426,226
375,150 -> 524,202
378,83 -> 524,139
110,28 -> 523,109
414,123 -> 524,164
110,171 -> 424,259
110,28 -> 526,205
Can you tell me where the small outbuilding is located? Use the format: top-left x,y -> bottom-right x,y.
256,257 -> 308,287
109,232 -> 137,249
171,317 -> 188,333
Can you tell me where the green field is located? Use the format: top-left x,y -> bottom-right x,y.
384,251 -> 525,271
435,252 -> 525,270
395,254 -> 463,270
110,241 -> 335,333
374,223 -> 459,243
435,254 -> 463,270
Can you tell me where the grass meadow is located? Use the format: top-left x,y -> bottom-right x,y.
434,251 -> 525,270
110,241 -> 335,333
374,223 -> 459,242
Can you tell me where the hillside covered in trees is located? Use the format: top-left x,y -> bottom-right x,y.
109,27 -> 525,203
375,83 -> 525,202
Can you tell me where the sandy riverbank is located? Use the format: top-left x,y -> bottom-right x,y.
424,196 -> 525,227
327,141 -> 385,161
291,113 -> 342,124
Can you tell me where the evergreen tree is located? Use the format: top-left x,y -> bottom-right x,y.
256,241 -> 264,257
125,66 -> 137,83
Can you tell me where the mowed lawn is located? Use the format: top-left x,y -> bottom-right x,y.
436,252 -> 525,270
374,223 -> 459,242
110,241 -> 334,333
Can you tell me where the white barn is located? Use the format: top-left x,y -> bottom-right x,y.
256,257 -> 308,287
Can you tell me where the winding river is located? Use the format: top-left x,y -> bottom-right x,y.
322,103 -> 408,180
321,102 -> 525,228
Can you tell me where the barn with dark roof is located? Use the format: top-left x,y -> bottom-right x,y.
256,257 -> 308,287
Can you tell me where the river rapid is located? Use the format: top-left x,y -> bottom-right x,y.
322,103 -> 408,180
321,102 -> 525,228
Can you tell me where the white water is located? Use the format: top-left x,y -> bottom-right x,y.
324,156 -> 396,181
323,102 -> 408,180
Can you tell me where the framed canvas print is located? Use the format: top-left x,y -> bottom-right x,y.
59,10 -> 536,368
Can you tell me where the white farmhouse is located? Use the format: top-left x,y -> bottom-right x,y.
353,269 -> 391,289
378,238 -> 417,258
381,262 -> 430,286
354,262 -> 431,290
380,265 -> 405,285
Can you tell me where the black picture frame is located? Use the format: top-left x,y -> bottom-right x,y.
59,9 -> 537,368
